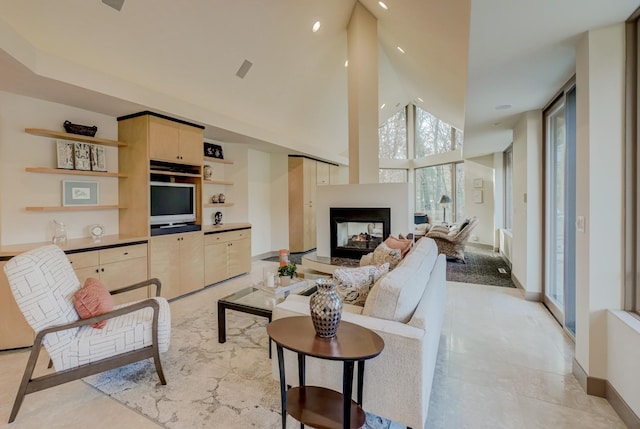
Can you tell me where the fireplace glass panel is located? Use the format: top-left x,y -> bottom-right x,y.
336,221 -> 383,251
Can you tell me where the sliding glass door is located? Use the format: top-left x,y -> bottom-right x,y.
544,85 -> 576,336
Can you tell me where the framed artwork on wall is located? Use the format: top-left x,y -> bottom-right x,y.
473,178 -> 483,188
56,140 -> 75,169
473,190 -> 483,204
90,145 -> 107,172
62,180 -> 99,206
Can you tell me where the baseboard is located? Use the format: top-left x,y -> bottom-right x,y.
252,251 -> 278,261
467,242 -> 493,250
606,381 -> 640,429
510,273 -> 541,301
573,358 -> 640,427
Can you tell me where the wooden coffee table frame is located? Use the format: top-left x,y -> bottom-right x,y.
267,316 -> 384,429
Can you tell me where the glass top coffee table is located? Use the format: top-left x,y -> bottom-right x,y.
217,277 -> 318,353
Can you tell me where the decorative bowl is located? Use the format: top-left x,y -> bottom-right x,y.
63,120 -> 98,137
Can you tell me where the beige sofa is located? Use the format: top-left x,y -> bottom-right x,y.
272,238 -> 446,429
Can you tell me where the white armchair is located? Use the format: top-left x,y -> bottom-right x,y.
3,245 -> 171,423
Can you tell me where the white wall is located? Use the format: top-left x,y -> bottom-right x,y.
315,183 -> 414,257
247,149 -> 272,256
463,155 -> 495,246
511,110 -> 543,298
0,91 -> 119,244
493,152 -> 505,250
575,24 -> 625,384
608,311 -> 640,414
269,154 -> 290,253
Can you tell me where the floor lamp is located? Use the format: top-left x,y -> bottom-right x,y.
439,194 -> 451,224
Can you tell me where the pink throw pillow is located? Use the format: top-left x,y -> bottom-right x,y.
384,235 -> 413,257
73,278 -> 114,329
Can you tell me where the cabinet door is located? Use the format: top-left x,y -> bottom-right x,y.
149,117 -> 180,163
228,238 -> 251,278
316,161 -> 330,185
75,265 -> 101,286
204,242 -> 229,285
178,125 -> 203,165
100,258 -> 149,305
329,164 -> 340,184
150,235 -> 182,300
303,157 -> 317,206
0,262 -> 35,349
179,232 -> 204,295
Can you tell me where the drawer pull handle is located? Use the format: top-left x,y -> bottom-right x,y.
95,269 -> 99,273
124,252 -> 129,255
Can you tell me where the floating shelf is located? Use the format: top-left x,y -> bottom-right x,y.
204,179 -> 234,185
25,128 -> 127,147
25,205 -> 125,212
204,156 -> 234,165
26,167 -> 127,178
150,169 -> 201,178
204,203 -> 234,208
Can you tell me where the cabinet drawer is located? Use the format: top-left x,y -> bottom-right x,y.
100,244 -> 148,264
205,229 -> 251,245
67,251 -> 99,269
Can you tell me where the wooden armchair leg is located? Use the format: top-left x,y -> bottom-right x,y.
47,359 -> 53,369
152,343 -> 167,385
9,341 -> 44,423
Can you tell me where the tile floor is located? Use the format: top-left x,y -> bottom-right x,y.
0,261 -> 627,429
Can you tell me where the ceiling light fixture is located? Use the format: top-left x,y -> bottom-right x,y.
312,21 -> 321,32
397,46 -> 405,54
495,104 -> 513,110
380,103 -> 386,109
345,60 -> 349,67
417,97 -> 424,103
378,1 -> 389,10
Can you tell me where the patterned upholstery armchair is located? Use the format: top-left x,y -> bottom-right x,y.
426,217 -> 479,263
3,245 -> 171,423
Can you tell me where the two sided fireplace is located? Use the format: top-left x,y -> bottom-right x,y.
330,207 -> 391,259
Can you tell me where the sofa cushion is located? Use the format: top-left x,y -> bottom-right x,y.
334,263 -> 389,306
363,238 -> 438,323
370,242 -> 403,270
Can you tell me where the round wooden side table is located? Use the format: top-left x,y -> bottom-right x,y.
267,316 -> 384,429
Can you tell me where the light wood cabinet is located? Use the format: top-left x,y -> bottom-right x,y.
148,116 -> 203,165
330,164 -> 340,184
204,228 -> 251,285
150,232 -> 204,300
69,243 -> 149,305
289,157 -> 317,252
0,261 -> 35,349
316,161 -> 330,185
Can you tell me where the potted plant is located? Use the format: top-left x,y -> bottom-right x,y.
277,262 -> 297,279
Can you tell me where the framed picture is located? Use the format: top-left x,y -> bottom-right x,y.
473,178 -> 483,188
56,140 -> 75,169
204,142 -> 224,159
90,145 -> 107,172
74,142 -> 92,171
62,180 -> 99,206
473,190 -> 483,204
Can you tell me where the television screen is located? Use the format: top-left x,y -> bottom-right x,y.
150,182 -> 196,225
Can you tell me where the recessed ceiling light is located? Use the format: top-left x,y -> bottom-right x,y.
495,104 -> 512,110
397,46 -> 405,54
345,60 -> 349,67
380,103 -> 386,109
493,122 -> 502,126
378,1 -> 389,10
417,97 -> 424,103
312,21 -> 321,32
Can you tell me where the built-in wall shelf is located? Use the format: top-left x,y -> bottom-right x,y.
204,203 -> 234,208
25,205 -> 125,212
204,156 -> 233,165
25,128 -> 127,147
150,169 -> 201,178
204,179 -> 234,185
25,167 -> 127,178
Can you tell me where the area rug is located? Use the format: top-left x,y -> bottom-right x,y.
446,246 -> 515,288
83,308 -> 403,429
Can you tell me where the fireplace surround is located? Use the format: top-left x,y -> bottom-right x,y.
330,207 -> 391,259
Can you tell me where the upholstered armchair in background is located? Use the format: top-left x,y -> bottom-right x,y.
426,217 -> 479,263
3,245 -> 171,423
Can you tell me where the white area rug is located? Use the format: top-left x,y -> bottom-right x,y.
84,308 -> 404,429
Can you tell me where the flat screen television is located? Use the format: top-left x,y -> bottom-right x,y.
150,181 -> 196,226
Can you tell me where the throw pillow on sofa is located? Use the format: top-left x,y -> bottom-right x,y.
384,235 -> 413,257
371,242 -> 403,270
334,263 -> 390,306
72,278 -> 114,328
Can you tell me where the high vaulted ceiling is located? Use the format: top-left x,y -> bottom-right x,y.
0,0 -> 639,162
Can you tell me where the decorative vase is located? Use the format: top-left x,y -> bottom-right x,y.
211,194 -> 219,203
203,165 -> 213,180
218,193 -> 225,203
309,279 -> 343,338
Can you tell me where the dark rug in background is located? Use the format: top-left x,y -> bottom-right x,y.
264,246 -> 515,288
446,246 -> 515,288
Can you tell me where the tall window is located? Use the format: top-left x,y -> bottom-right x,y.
379,169 -> 408,183
504,145 -> 513,229
378,108 -> 407,159
415,163 -> 464,224
415,106 -> 463,157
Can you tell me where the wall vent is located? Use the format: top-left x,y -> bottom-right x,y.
236,60 -> 253,79
102,0 -> 125,11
